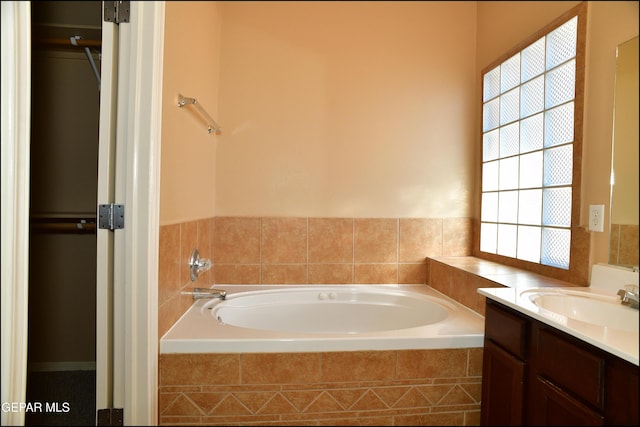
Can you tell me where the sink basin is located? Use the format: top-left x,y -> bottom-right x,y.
522,289 -> 639,332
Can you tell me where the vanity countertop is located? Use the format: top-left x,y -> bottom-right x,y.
478,264 -> 639,366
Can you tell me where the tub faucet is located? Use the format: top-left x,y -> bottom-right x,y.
616,285 -> 639,309
182,288 -> 227,300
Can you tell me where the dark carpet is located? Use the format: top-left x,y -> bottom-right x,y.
25,370 -> 96,426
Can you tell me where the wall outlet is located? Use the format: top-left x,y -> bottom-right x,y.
589,204 -> 605,232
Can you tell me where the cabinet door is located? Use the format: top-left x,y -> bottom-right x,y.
481,339 -> 525,426
605,357 -> 639,425
529,377 -> 604,425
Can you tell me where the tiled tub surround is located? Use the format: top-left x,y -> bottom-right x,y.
158,216 -> 477,426
157,257 -> 583,426
159,348 -> 484,426
158,216 -> 472,338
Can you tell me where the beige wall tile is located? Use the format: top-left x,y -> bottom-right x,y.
308,218 -> 354,263
308,263 -> 353,284
158,292 -> 194,338
320,351 -> 396,382
303,393 -> 344,413
397,349 -> 468,378
180,221 -> 198,285
619,224 -> 639,266
429,261 -> 452,295
214,217 -> 261,263
160,354 -> 240,385
214,264 -> 261,284
354,218 -> 398,262
195,218 -> 214,284
320,416 -> 394,426
159,224 -> 181,305
389,409 -> 465,425
466,410 -> 482,426
261,264 -> 308,284
354,263 -> 398,284
161,394 -> 205,416
399,218 -> 443,261
261,217 -> 308,263
257,394 -> 300,414
241,353 -> 321,384
398,263 -> 427,284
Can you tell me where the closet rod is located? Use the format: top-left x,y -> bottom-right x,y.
30,217 -> 97,235
32,37 -> 102,49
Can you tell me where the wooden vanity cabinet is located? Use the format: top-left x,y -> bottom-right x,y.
480,301 -> 528,425
481,299 -> 640,426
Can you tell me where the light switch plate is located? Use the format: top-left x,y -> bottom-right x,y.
589,204 -> 605,232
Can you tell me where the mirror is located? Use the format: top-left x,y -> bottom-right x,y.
609,35 -> 639,269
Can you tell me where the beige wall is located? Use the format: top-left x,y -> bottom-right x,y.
475,1 -> 638,267
476,1 -> 581,70
159,1 -> 639,267
160,1 -> 222,225
215,1 -> 478,218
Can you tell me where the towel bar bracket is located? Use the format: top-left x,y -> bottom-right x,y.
177,93 -> 222,135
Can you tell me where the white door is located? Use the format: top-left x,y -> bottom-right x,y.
96,2 -> 164,424
96,7 -> 118,421
0,3 -> 161,425
1,3 -> 31,425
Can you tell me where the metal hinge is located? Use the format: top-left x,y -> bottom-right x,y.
96,408 -> 123,426
99,204 -> 125,230
104,1 -> 130,24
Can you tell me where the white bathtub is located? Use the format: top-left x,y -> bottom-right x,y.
160,284 -> 485,353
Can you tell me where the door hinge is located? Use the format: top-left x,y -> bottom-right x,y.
99,204 -> 125,230
104,1 -> 130,24
97,408 -> 123,426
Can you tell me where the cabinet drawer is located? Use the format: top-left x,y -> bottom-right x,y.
535,326 -> 605,410
485,301 -> 527,359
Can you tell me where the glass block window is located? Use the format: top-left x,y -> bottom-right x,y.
480,16 -> 579,270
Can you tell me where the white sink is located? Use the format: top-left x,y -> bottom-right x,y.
521,288 -> 639,332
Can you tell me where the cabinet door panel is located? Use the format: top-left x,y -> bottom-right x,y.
529,377 -> 604,426
605,357 -> 639,425
481,339 -> 525,426
535,326 -> 605,409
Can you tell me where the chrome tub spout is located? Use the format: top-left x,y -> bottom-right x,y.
182,288 -> 227,300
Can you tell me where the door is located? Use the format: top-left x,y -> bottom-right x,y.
0,3 -> 162,425
96,2 -> 164,424
1,3 -> 31,426
96,4 -> 118,421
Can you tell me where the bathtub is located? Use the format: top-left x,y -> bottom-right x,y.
160,284 -> 485,353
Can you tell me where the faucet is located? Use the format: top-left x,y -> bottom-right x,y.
182,288 -> 227,300
616,285 -> 639,309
